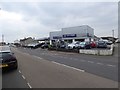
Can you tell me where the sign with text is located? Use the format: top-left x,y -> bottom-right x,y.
63,34 -> 76,38
53,36 -> 62,39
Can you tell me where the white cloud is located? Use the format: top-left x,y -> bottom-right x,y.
0,2 -> 118,43
0,0 -> 119,2
0,9 -> 53,42
0,10 -> 23,21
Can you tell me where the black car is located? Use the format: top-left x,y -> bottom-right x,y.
0,46 -> 18,71
97,41 -> 107,48
41,44 -> 49,49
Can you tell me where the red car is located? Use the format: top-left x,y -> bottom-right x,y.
90,41 -> 97,48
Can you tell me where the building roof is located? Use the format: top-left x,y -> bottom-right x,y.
62,25 -> 93,30
20,37 -> 33,42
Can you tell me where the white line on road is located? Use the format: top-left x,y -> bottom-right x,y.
87,61 -> 94,63
19,70 -> 21,73
27,83 -> 32,88
22,75 -> 26,80
32,55 -> 43,59
97,62 -> 103,65
96,63 -> 103,65
106,64 -> 116,67
51,61 -> 85,72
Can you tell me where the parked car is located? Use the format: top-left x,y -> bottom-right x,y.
103,40 -> 113,45
41,44 -> 49,49
97,41 -> 107,48
78,42 -> 91,49
67,41 -> 80,49
115,39 -> 120,43
27,43 -> 45,49
0,46 -> 18,71
90,41 -> 97,48
59,44 -> 66,48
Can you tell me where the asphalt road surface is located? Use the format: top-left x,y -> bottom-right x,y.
17,47 -> 118,81
2,69 -> 29,88
2,46 -> 118,88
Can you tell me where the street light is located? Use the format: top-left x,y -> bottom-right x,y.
112,30 -> 114,43
112,30 -> 114,38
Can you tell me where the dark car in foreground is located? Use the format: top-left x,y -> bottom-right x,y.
0,46 -> 18,71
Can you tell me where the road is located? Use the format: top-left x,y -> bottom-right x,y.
2,69 -> 29,88
2,46 -> 118,88
17,47 -> 118,81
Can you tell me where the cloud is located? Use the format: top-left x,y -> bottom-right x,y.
0,2 -> 118,43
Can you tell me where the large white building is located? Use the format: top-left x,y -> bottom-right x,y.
50,25 -> 94,45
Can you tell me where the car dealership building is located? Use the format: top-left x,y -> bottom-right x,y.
49,25 -> 94,45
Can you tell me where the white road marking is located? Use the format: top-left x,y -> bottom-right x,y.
96,63 -> 103,65
51,61 -> 85,72
87,61 -> 94,63
19,70 -> 21,73
107,64 -> 116,67
32,55 -> 43,59
22,75 -> 26,79
27,83 -> 32,88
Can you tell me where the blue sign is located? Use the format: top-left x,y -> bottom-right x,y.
63,34 -> 76,38
53,36 -> 62,39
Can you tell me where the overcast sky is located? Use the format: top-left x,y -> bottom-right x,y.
0,1 -> 118,43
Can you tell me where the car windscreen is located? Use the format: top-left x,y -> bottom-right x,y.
80,42 -> 85,45
0,52 -> 12,58
98,41 -> 106,44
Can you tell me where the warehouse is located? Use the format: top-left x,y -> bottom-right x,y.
49,25 -> 94,45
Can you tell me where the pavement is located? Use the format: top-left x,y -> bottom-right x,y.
2,47 -> 118,88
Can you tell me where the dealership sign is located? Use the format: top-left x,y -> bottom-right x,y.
53,36 -> 62,39
63,34 -> 76,38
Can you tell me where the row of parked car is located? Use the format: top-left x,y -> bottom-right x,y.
18,39 -> 112,50
23,42 -> 49,49
58,40 -> 112,50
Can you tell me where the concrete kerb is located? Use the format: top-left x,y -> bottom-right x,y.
79,44 -> 114,56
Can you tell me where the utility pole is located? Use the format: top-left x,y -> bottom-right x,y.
112,30 -> 114,43
112,30 -> 114,38
2,34 -> 4,46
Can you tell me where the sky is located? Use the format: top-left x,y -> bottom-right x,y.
0,1 -> 118,43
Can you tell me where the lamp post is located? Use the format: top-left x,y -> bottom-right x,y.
112,30 -> 114,43
112,30 -> 114,38
1,34 -> 4,46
